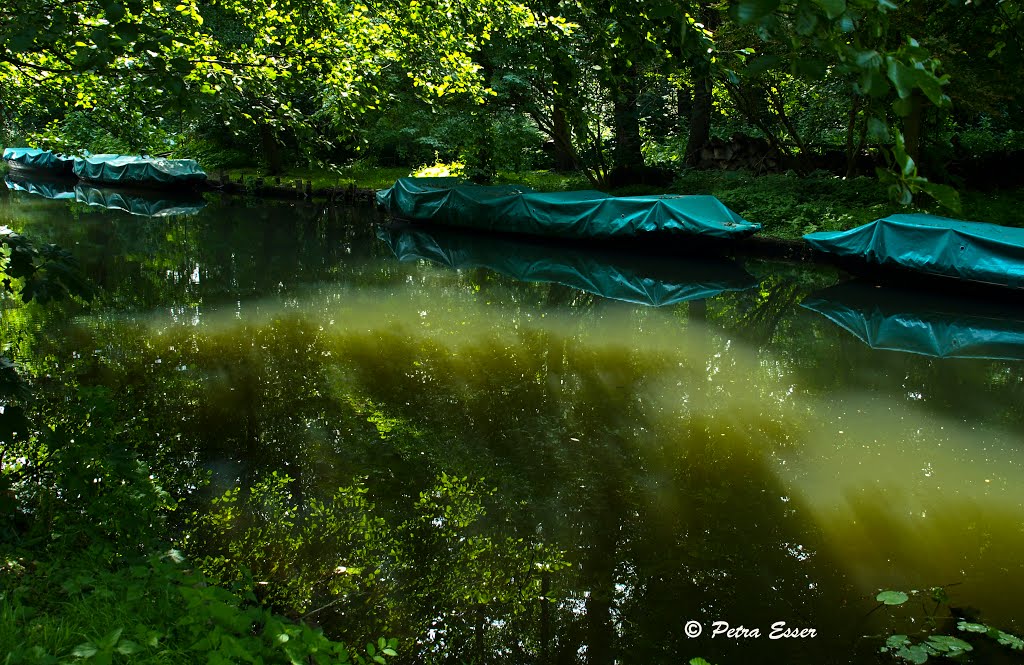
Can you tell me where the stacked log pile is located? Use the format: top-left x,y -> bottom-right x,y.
698,134 -> 781,173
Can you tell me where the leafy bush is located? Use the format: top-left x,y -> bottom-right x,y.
671,170 -> 893,239
1,548 -> 394,665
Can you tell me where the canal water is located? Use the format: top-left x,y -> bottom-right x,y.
3,188 -> 1023,664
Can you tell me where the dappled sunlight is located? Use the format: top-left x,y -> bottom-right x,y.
775,392 -> 1024,631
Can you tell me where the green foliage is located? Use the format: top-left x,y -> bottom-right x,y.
1,377 -> 393,665
412,159 -> 466,179
876,590 -> 910,606
670,170 -> 892,239
875,588 -> 1023,664
1,549 -> 390,665
0,227 -> 93,305
187,470 -> 566,658
876,133 -> 961,213
959,622 -> 1024,650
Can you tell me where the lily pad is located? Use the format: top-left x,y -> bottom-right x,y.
876,590 -> 910,605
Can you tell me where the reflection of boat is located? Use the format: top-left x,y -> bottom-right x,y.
376,177 -> 760,241
73,154 -> 207,187
74,184 -> 207,217
804,214 -> 1024,291
802,281 -> 1024,359
2,147 -> 75,174
4,174 -> 77,200
378,224 -> 759,306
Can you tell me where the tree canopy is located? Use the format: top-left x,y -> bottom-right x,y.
2,0 -> 1021,202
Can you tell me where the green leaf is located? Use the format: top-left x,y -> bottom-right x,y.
734,0 -> 781,23
795,8 -> 818,34
886,635 -> 910,649
859,67 -> 888,97
925,635 -> 972,654
957,621 -> 989,634
886,59 -> 916,99
98,628 -> 123,650
71,643 -> 99,658
876,590 -> 909,605
689,659 -> 714,665
897,644 -> 930,664
105,3 -> 126,21
867,117 -> 889,143
854,50 -> 882,69
813,0 -> 846,19
918,181 -> 961,213
996,631 -> 1024,650
115,640 -> 142,655
892,133 -> 915,177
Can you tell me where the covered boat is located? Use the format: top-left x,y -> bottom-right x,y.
802,281 -> 1024,360
73,154 -> 207,187
376,177 -> 760,241
74,184 -> 206,217
4,174 -> 77,200
378,224 -> 758,307
3,147 -> 74,174
804,213 -> 1024,290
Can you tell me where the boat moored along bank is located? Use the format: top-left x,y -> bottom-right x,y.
804,213 -> 1024,291
73,154 -> 207,188
376,177 -> 761,242
3,147 -> 75,175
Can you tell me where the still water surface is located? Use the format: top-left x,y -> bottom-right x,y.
3,190 -> 1023,664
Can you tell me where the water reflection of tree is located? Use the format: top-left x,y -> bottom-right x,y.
8,197 -> 1024,662
40,300 -> 865,663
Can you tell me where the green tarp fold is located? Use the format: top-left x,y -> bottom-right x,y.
804,213 -> 1024,290
3,147 -> 74,173
802,281 -> 1024,360
74,184 -> 206,217
377,177 -> 760,241
73,154 -> 207,187
378,224 -> 758,306
4,175 -> 77,200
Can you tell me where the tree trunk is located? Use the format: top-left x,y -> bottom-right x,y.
259,123 -> 285,176
903,92 -> 924,166
611,67 -> 644,172
685,74 -> 712,166
551,106 -> 575,172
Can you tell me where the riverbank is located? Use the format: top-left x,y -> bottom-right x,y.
222,164 -> 1024,242
8,158 -> 1024,245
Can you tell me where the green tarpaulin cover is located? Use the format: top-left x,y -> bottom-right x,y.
3,147 -> 74,173
804,213 -> 1024,290
378,224 -> 758,306
802,281 -> 1024,360
4,175 -> 76,200
376,177 -> 760,241
74,184 -> 206,217
73,154 -> 207,186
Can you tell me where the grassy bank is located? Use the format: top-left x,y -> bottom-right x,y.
220,163 -> 1024,242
